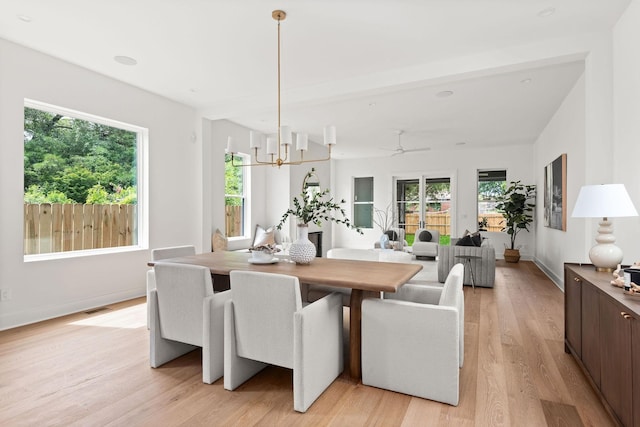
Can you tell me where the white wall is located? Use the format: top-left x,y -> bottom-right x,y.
534,74 -> 587,285
533,2 -> 640,288
613,0 -> 640,263
207,119 -> 332,254
0,39 -> 201,330
332,145 -> 537,259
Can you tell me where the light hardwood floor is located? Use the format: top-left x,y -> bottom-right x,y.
0,261 -> 614,426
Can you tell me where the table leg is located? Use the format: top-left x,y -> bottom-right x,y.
349,289 -> 363,380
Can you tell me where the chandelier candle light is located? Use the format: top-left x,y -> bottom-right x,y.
571,184 -> 638,271
226,10 -> 336,168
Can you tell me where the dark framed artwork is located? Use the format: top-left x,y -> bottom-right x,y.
544,153 -> 567,230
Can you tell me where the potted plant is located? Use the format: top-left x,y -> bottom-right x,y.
495,180 -> 536,263
277,168 -> 362,264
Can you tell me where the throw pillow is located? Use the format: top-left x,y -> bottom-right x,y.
212,228 -> 228,252
384,230 -> 398,241
253,224 -> 276,247
455,234 -> 475,246
470,231 -> 482,247
419,230 -> 432,242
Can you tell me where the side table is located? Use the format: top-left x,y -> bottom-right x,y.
454,254 -> 482,291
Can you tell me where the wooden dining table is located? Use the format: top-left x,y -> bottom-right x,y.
149,250 -> 422,380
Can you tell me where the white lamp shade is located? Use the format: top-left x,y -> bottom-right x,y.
571,184 -> 638,218
226,136 -> 237,154
296,133 -> 308,151
266,137 -> 277,155
323,125 -> 336,146
280,126 -> 292,146
250,131 -> 263,149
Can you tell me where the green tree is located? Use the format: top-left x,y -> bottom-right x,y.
23,107 -> 137,205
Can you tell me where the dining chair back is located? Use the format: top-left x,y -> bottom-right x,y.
147,245 -> 197,327
362,263 -> 465,405
224,270 -> 343,412
150,262 -> 230,384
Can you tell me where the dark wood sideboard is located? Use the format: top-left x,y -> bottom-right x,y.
565,263 -> 640,427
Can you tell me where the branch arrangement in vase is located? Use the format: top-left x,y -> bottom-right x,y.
277,168 -> 363,233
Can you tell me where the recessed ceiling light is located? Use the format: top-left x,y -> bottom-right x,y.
537,7 -> 556,18
368,102 -> 376,107
114,55 -> 137,66
455,142 -> 466,146
521,78 -> 532,84
17,14 -> 32,22
436,90 -> 454,98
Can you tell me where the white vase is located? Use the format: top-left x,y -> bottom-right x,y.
289,224 -> 317,264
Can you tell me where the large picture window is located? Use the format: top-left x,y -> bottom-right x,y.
225,153 -> 248,238
23,100 -> 146,257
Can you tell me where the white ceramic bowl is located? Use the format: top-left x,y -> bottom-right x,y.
251,250 -> 272,262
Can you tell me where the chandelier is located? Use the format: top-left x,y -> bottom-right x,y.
227,10 -> 335,168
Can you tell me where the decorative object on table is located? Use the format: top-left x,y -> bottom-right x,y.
544,154 -> 567,230
249,243 -> 280,263
611,262 -> 640,290
495,180 -> 536,263
278,168 -> 362,264
225,10 -> 335,169
373,203 -> 398,248
571,183 -> 638,272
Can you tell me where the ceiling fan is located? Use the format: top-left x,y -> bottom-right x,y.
386,130 -> 431,156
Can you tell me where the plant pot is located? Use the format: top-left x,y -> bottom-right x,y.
289,224 -> 316,264
504,248 -> 521,263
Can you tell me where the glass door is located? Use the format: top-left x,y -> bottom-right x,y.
423,177 -> 451,245
396,175 -> 453,246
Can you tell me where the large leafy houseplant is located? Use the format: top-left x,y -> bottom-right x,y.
495,180 -> 536,252
277,169 -> 362,233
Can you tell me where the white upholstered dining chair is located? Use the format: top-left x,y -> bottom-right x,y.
147,245 -> 196,327
224,270 -> 344,412
361,263 -> 465,406
149,262 -> 231,384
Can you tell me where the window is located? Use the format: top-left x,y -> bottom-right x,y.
353,177 -> 373,228
477,169 -> 506,231
23,100 -> 146,257
225,153 -> 248,237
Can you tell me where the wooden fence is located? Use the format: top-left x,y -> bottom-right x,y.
404,212 -> 504,236
225,205 -> 243,238
24,203 -> 137,255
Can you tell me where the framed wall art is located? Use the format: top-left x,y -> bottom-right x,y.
544,153 -> 567,231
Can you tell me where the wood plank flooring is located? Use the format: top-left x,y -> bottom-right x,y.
0,261 -> 615,426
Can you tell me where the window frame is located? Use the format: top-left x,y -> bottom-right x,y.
477,169 -> 507,231
353,176 -> 374,229
23,99 -> 149,261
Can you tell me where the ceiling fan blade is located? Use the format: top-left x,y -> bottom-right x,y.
403,147 -> 431,153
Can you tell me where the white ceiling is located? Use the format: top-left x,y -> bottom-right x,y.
0,0 -> 631,158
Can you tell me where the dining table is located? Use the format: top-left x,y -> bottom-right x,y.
149,250 -> 422,380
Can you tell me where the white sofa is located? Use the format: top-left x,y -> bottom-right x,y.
304,248 -> 413,305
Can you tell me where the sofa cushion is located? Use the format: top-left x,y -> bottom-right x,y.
418,230 -> 432,242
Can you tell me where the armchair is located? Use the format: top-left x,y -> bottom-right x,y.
224,271 -> 343,412
150,262 -> 231,384
361,263 -> 465,406
411,228 -> 440,259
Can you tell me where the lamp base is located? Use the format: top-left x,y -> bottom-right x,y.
589,243 -> 623,272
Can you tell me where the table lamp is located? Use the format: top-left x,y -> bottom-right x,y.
571,184 -> 638,271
